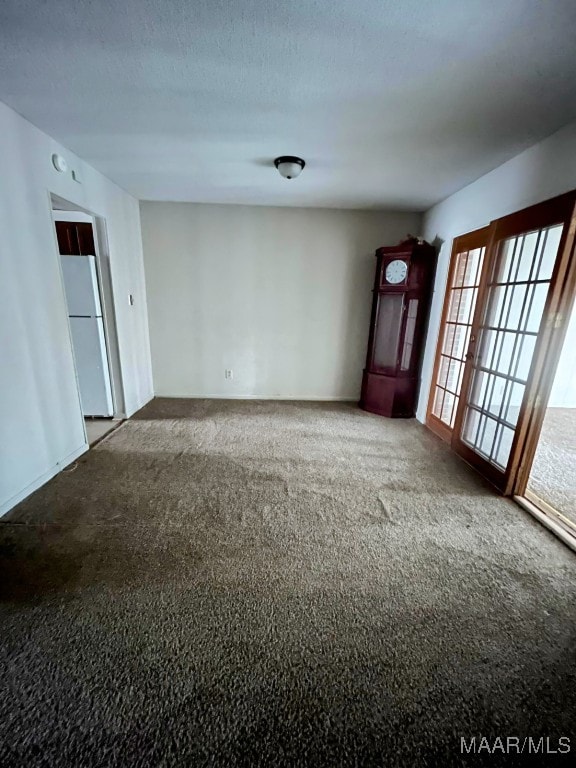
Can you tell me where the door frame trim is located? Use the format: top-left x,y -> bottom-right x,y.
426,226 -> 490,443
511,202 -> 576,495
451,190 -> 576,494
515,494 -> 576,554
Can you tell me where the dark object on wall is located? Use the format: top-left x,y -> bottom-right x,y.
360,236 -> 436,418
55,221 -> 95,255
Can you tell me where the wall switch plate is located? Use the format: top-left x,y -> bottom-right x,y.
225,369 -> 233,380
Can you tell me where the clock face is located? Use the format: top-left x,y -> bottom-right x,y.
385,259 -> 408,285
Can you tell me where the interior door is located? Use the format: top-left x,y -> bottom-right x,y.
451,193 -> 576,492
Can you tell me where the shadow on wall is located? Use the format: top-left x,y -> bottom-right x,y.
338,239 -> 374,400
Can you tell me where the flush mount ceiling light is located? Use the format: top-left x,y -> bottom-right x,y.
274,156 -> 305,180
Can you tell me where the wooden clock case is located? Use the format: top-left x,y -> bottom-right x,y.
360,237 -> 436,418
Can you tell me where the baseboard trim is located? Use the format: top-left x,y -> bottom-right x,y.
124,392 -> 154,419
0,443 -> 88,519
514,495 -> 576,555
153,394 -> 358,402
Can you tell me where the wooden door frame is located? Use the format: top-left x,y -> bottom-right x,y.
451,191 -> 576,494
510,200 -> 576,496
426,226 -> 489,443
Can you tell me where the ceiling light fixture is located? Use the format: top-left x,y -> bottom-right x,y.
274,156 -> 305,180
52,153 -> 68,173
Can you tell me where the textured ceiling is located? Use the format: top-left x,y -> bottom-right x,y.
2,0 -> 576,209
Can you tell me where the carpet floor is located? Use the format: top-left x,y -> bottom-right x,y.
528,407 -> 576,523
1,399 -> 576,767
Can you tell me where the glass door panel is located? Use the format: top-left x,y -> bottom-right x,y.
427,231 -> 487,439
454,220 -> 566,487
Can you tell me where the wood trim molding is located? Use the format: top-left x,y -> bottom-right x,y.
515,494 -> 576,554
425,226 -> 489,440
448,190 -> 576,495
509,201 -> 576,495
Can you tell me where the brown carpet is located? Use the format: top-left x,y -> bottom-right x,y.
1,398 -> 575,767
528,407 -> 576,522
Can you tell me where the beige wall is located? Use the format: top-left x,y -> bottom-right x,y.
141,202 -> 421,400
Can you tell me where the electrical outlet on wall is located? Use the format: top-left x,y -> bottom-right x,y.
224,369 -> 233,380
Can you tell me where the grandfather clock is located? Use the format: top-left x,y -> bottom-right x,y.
360,237 -> 436,418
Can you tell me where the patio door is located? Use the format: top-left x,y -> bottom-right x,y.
451,193 -> 576,492
426,227 -> 488,442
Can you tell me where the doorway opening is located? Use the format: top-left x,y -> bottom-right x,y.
50,195 -> 124,446
522,292 -> 576,539
426,190 -> 576,549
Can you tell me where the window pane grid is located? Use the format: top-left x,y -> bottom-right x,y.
471,365 -> 531,387
461,223 -> 562,470
435,385 -> 461,399
431,245 -> 486,428
466,403 -> 518,431
486,267 -> 542,451
486,272 -> 539,454
469,239 -> 520,453
439,351 -> 472,364
490,279 -> 550,287
481,326 -> 538,336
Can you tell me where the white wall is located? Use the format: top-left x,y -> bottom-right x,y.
0,101 -> 153,516
418,119 -> 576,422
141,203 -> 420,400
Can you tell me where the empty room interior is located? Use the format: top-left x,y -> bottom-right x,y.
2,1 -> 576,765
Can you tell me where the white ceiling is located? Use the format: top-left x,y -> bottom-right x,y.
2,0 -> 576,210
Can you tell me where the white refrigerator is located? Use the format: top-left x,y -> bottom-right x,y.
61,255 -> 113,417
